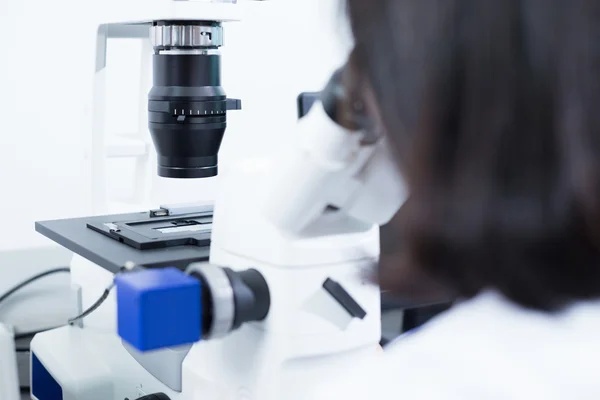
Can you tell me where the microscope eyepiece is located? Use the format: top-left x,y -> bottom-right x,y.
148,22 -> 241,179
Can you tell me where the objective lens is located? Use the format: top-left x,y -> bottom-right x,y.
148,22 -> 241,179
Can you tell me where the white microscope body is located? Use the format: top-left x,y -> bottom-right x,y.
0,324 -> 20,400
28,1 -> 407,399
194,99 -> 405,399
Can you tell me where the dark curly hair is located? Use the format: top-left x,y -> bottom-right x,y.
346,0 -> 600,311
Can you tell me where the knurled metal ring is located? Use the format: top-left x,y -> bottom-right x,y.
186,262 -> 234,339
152,24 -> 224,48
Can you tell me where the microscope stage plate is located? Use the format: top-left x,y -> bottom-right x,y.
87,213 -> 212,251
35,212 -> 211,274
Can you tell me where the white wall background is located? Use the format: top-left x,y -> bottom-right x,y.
0,0 -> 352,331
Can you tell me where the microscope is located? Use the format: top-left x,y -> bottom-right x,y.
0,324 -> 20,400
28,1 -> 406,399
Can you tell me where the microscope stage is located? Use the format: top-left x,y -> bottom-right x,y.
35,212 -> 211,274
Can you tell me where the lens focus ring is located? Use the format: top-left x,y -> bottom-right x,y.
187,263 -> 235,339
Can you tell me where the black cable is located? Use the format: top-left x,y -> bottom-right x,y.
68,287 -> 112,325
0,263 -> 129,327
0,268 -> 70,306
67,265 -> 128,326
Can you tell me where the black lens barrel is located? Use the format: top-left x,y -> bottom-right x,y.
148,52 -> 240,179
153,53 -> 221,88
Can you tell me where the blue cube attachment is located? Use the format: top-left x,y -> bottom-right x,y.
115,267 -> 202,352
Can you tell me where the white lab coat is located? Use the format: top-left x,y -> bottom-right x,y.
312,291 -> 600,399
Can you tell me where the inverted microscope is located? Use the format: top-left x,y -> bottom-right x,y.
27,1 -> 407,399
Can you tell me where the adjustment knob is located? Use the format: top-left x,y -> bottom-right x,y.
115,265 -> 270,352
187,263 -> 270,340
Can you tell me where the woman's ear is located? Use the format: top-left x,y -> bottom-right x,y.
340,54 -> 385,134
